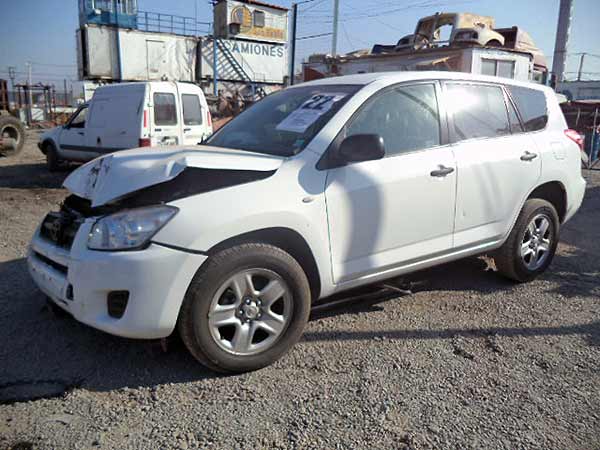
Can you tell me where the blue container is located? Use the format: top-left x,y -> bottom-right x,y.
79,0 -> 138,29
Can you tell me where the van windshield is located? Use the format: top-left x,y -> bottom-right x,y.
206,85 -> 361,157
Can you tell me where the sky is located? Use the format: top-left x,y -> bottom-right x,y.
1,0 -> 599,90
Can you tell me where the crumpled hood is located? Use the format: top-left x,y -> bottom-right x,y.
63,145 -> 284,207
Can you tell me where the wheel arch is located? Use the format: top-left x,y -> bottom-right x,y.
206,227 -> 322,301
527,181 -> 567,223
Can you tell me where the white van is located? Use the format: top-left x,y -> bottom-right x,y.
38,81 -> 212,170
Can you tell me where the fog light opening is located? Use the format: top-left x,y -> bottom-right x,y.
107,291 -> 130,319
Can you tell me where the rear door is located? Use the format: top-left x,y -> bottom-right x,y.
443,81 -> 541,248
150,84 -> 181,146
178,84 -> 209,145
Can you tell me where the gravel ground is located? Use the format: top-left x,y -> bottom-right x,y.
0,131 -> 599,450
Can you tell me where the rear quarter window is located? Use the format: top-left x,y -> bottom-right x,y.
507,86 -> 548,132
153,93 -> 177,126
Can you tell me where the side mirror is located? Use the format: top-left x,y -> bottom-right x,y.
338,134 -> 385,164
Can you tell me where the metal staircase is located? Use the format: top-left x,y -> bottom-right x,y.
214,38 -> 269,101
215,39 -> 252,83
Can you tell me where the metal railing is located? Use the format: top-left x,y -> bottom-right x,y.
137,10 -> 211,36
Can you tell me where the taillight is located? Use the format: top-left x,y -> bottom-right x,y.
143,109 -> 148,129
565,129 -> 584,151
139,138 -> 151,147
207,111 -> 212,129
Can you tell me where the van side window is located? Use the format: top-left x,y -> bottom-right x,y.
153,93 -> 177,126
446,83 -> 510,141
506,86 -> 548,132
344,83 -> 440,157
69,106 -> 88,129
182,94 -> 203,126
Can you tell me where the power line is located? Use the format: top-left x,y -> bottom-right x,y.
297,32 -> 333,40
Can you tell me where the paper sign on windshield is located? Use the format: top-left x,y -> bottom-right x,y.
276,93 -> 347,133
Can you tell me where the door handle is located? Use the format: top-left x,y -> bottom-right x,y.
183,128 -> 192,132
77,131 -> 84,136
430,165 -> 455,177
520,151 -> 538,161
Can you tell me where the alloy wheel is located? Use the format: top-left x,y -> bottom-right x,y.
207,268 -> 292,356
520,213 -> 553,271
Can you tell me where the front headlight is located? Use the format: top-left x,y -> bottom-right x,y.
88,205 -> 178,251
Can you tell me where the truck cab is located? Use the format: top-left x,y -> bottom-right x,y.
39,81 -> 213,171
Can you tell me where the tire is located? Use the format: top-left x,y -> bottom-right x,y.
45,142 -> 61,172
0,115 -> 25,156
494,199 -> 559,282
178,243 -> 311,373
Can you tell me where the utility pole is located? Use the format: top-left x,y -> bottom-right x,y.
551,0 -> 573,86
26,61 -> 33,125
331,0 -> 339,56
112,0 -> 123,81
8,66 -> 16,104
63,79 -> 68,106
577,53 -> 586,81
290,3 -> 298,85
213,31 -> 218,96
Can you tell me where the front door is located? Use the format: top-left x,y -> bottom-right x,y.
58,105 -> 88,153
325,82 -> 457,283
443,81 -> 542,248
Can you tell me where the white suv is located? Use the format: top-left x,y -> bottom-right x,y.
28,72 -> 586,373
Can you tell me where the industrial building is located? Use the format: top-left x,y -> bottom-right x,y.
76,0 -> 290,101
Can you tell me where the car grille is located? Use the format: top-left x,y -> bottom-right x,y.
39,207 -> 83,250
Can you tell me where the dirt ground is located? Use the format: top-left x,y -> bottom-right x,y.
0,131 -> 599,450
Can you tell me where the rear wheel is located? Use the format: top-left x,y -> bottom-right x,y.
494,199 -> 559,282
178,243 -> 311,373
0,115 -> 25,156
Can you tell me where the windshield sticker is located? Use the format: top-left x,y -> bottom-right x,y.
276,93 -> 347,133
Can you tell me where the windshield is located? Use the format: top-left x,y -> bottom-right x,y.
206,84 -> 361,157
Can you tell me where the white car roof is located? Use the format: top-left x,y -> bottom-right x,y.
297,71 -> 551,92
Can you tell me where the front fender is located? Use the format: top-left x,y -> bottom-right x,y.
151,157 -> 334,297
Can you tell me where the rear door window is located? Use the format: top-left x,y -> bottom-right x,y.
445,83 -> 511,141
153,93 -> 177,126
506,86 -> 548,132
182,94 -> 203,126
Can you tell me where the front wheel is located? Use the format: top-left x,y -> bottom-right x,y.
494,199 -> 559,282
178,243 -> 311,373
45,143 -> 61,172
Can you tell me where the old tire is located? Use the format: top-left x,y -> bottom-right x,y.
178,243 -> 311,373
494,199 -> 559,282
0,115 -> 25,156
45,142 -> 61,172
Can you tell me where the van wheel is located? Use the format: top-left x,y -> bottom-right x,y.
494,199 -> 559,282
45,143 -> 60,172
178,243 -> 311,373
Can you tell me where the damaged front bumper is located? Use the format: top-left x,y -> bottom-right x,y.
27,217 -> 207,339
